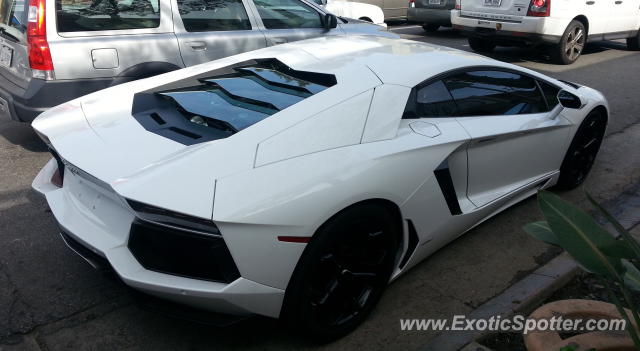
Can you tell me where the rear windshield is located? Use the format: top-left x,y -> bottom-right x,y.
56,0 -> 160,32
0,0 -> 28,41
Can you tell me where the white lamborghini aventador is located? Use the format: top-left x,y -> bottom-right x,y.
32,35 -> 608,340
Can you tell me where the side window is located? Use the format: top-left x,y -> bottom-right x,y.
56,0 -> 160,32
253,0 -> 322,29
538,81 -> 561,109
443,70 -> 548,117
413,80 -> 458,118
178,0 -> 251,32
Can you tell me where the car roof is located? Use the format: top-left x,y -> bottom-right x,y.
279,35 -> 508,87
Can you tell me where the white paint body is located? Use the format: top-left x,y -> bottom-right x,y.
32,36 -> 608,318
324,0 -> 387,27
451,0 -> 640,40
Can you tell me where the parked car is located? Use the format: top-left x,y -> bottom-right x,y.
451,0 -> 640,64
348,0 -> 408,20
33,35 -> 608,341
314,0 -> 387,27
407,0 -> 455,32
0,0 -> 392,123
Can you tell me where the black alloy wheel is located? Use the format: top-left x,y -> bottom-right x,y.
282,203 -> 399,342
557,109 -> 607,189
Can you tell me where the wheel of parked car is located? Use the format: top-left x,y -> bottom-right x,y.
627,28 -> 640,51
468,37 -> 496,53
422,24 -> 440,33
553,20 -> 587,65
556,109 -> 607,189
282,203 -> 400,342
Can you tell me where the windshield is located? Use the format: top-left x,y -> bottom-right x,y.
0,0 -> 27,41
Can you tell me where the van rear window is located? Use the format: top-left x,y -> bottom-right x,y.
0,0 -> 27,41
56,0 -> 160,32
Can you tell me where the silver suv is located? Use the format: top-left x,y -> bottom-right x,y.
0,0 -> 391,122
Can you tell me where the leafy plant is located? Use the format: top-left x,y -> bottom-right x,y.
524,191 -> 640,348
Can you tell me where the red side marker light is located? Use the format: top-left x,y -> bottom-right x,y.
51,168 -> 63,188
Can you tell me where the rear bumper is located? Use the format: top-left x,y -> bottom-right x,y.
0,75 -> 114,123
407,7 -> 453,25
451,10 -> 562,44
33,158 -> 285,318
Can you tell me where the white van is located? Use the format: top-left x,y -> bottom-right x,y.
451,0 -> 640,64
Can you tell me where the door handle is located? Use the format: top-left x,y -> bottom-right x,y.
585,0 -> 595,4
187,41 -> 207,51
615,1 -> 623,4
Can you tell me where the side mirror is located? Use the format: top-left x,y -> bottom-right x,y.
323,13 -> 338,30
557,90 -> 583,109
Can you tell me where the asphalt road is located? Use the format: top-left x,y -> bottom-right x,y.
1,26 -> 640,351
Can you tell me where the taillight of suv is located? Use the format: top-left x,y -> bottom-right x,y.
527,0 -> 550,17
27,0 -> 55,80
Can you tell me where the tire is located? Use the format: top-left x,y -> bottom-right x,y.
468,37 -> 496,53
556,109 -> 607,190
627,29 -> 640,51
281,203 -> 400,342
422,23 -> 440,33
552,20 -> 586,65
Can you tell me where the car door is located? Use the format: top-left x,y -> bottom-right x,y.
249,0 -> 342,46
173,0 -> 268,67
447,69 -> 571,208
604,0 -> 640,37
576,0 -> 608,37
382,0 -> 407,19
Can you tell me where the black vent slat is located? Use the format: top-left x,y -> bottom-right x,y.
169,127 -> 201,140
159,91 -> 269,131
149,112 -> 166,125
203,77 -> 304,110
238,67 -> 326,94
131,58 -> 336,145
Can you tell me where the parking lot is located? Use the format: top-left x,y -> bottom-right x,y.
2,25 -> 640,351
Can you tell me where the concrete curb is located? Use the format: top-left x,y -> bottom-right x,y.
422,183 -> 640,351
422,253 -> 580,351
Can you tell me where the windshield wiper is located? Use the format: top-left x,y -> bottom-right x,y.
0,27 -> 20,43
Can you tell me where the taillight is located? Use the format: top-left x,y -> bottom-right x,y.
455,0 -> 461,10
409,0 -> 415,8
527,0 -> 550,17
27,0 -> 54,79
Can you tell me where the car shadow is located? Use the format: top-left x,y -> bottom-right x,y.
480,41 -> 629,65
0,120 -> 48,153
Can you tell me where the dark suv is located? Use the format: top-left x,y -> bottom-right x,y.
408,0 -> 456,32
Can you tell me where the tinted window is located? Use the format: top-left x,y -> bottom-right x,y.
538,81 -> 560,109
56,0 -> 160,32
1,0 -> 27,40
414,80 -> 458,117
178,0 -> 250,32
443,70 -> 548,117
253,0 -> 322,29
